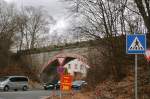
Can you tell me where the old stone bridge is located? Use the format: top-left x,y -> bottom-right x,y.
17,41 -> 95,80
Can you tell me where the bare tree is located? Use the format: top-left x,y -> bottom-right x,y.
0,2 -> 19,67
63,0 -> 150,82
63,0 -> 131,80
134,0 -> 150,35
15,12 -> 28,51
16,6 -> 53,50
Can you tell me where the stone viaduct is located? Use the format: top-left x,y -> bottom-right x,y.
17,42 -> 92,76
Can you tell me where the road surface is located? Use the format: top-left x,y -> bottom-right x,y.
0,90 -> 51,99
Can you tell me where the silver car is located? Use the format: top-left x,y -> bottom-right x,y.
0,76 -> 29,91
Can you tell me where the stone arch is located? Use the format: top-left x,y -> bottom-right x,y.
40,52 -> 88,73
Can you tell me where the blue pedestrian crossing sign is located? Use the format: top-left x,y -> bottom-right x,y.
126,34 -> 146,54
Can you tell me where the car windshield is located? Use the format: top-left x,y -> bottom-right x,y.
46,83 -> 53,85
73,80 -> 83,85
0,77 -> 8,81
52,80 -> 58,84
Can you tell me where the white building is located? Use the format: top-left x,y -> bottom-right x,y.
64,59 -> 89,78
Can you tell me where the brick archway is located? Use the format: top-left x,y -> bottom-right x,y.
41,53 -> 88,73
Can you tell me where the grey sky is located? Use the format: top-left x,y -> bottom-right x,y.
4,0 -> 74,35
4,0 -> 68,19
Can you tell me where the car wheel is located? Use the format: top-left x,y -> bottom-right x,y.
14,89 -> 18,91
22,86 -> 28,91
3,86 -> 9,91
44,87 -> 47,90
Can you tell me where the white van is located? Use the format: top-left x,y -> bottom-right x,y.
0,76 -> 29,91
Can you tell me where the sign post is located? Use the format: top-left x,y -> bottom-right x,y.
126,34 -> 146,99
60,74 -> 72,91
57,57 -> 73,99
57,66 -> 64,74
135,54 -> 137,99
60,74 -> 73,99
56,57 -> 66,99
58,57 -> 65,66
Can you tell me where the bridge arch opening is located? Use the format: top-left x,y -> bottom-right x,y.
40,53 -> 90,82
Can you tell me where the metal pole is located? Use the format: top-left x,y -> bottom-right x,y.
135,54 -> 138,99
71,91 -> 74,99
60,91 -> 62,99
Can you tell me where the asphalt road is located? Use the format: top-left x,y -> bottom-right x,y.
0,90 -> 51,99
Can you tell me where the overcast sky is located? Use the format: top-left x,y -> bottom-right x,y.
4,0 -> 68,19
4,0 -> 72,35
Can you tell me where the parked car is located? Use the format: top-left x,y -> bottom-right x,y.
72,80 -> 87,90
0,76 -> 29,91
55,81 -> 60,90
43,82 -> 55,90
43,80 -> 60,90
